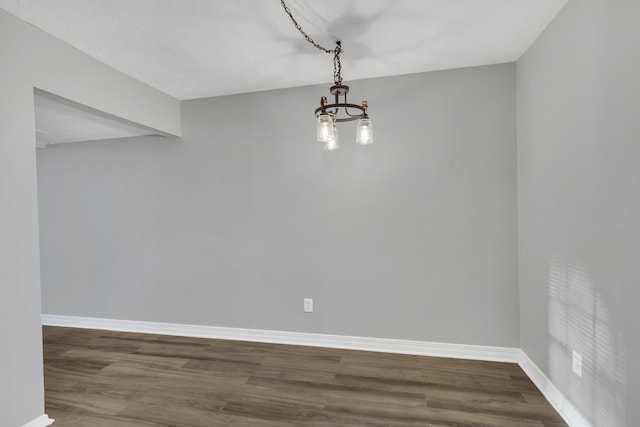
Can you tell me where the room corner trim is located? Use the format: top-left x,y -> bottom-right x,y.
41,314 -> 520,363
22,414 -> 54,427
517,351 -> 592,427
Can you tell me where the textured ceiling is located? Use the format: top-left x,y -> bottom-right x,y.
34,90 -> 160,148
2,0 -> 569,100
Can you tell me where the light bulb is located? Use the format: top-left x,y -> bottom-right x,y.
323,126 -> 339,151
356,117 -> 373,145
316,114 -> 334,143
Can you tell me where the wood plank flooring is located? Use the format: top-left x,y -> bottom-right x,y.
43,326 -> 567,426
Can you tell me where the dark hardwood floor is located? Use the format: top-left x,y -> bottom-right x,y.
43,326 -> 567,426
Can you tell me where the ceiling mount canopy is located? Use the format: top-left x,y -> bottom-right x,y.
280,0 -> 373,151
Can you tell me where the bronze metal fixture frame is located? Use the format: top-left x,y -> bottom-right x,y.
314,85 -> 368,123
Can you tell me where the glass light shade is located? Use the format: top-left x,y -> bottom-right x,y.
323,126 -> 339,151
356,117 -> 373,145
316,114 -> 335,143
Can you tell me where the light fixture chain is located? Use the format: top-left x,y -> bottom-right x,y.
333,43 -> 343,86
280,0 -> 334,54
280,0 -> 344,86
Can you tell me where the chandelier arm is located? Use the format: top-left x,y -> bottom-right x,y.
327,107 -> 340,116
315,103 -> 365,122
343,108 -> 363,118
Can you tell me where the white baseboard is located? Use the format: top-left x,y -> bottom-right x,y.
517,351 -> 591,427
42,314 -> 590,426
41,314 -> 519,363
22,414 -> 54,427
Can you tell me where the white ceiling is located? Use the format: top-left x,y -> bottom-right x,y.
34,90 -> 161,148
2,0 -> 569,100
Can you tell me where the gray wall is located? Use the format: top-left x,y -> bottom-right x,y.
517,0 -> 640,425
37,63 -> 520,347
0,9 -> 180,426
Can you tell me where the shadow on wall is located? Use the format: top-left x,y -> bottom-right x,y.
549,258 -> 626,427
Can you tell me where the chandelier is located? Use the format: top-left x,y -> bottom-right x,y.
281,1 -> 373,151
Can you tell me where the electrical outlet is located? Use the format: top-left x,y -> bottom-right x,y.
572,350 -> 583,377
304,298 -> 313,313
